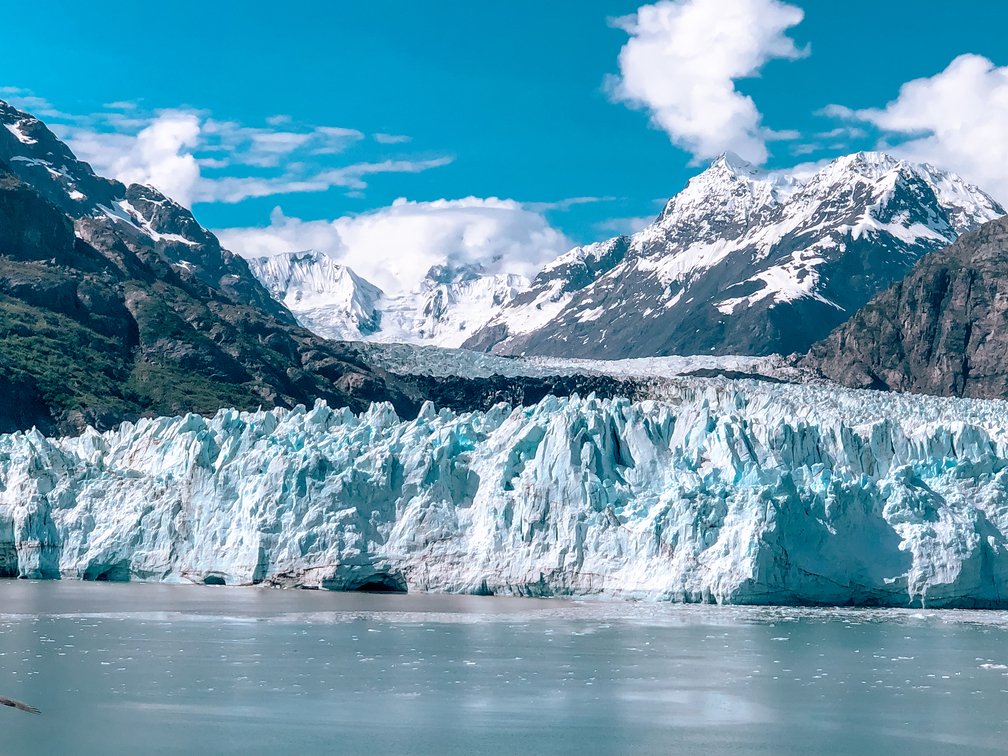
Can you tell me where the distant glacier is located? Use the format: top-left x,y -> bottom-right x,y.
3,378 -> 1008,608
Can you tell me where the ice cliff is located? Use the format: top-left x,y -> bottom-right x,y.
3,380 -> 1008,608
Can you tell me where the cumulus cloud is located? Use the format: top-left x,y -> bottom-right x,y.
216,198 -> 573,296
607,0 -> 807,164
70,111 -> 202,206
825,54 -> 1008,203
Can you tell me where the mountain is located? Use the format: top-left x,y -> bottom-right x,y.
6,382 -> 1008,607
248,251 -> 384,340
806,215 -> 1008,399
248,250 -> 529,348
0,99 -> 419,433
464,152 -> 1004,358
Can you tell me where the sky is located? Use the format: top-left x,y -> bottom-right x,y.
3,0 -> 1008,293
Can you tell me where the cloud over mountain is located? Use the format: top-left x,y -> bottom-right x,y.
216,197 -> 572,296
827,54 -> 1008,204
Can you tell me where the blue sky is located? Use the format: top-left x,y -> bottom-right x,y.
2,1 -> 1007,287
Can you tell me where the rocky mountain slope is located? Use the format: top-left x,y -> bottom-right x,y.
249,250 -> 528,347
465,152 -> 1003,358
5,381 -> 1008,607
0,99 -> 421,433
806,215 -> 1008,398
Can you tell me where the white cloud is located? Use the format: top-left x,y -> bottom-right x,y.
524,196 -> 617,212
0,87 -> 72,120
70,111 -> 202,206
200,119 -> 364,167
192,157 -> 454,204
216,197 -> 573,296
373,133 -> 411,145
826,54 -> 1008,203
47,104 -> 448,207
607,0 -> 807,164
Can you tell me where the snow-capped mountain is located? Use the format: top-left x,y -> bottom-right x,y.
0,98 -> 288,321
6,381 -> 1008,607
249,250 -> 529,348
465,151 -> 1004,358
249,251 -> 384,341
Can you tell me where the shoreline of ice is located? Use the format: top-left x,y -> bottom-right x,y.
3,378 -> 1008,608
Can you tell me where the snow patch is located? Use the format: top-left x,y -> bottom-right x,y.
4,120 -> 37,145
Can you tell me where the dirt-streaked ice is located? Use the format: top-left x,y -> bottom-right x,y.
3,379 -> 1008,607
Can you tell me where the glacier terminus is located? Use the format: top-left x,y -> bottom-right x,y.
4,377 -> 1008,608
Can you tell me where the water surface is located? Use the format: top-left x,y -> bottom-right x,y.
1,582 -> 1007,754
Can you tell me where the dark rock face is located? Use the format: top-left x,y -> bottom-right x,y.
401,372 -> 648,415
0,100 -> 420,434
805,216 -> 1008,399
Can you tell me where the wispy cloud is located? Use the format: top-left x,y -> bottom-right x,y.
0,86 -> 72,120
373,133 -> 412,145
194,157 -> 455,204
524,196 -> 617,212
594,215 -> 655,236
1,89 -> 450,207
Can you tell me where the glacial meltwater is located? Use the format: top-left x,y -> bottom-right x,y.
2,583 -> 1007,755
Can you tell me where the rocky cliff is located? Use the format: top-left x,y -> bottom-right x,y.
806,216 -> 1008,398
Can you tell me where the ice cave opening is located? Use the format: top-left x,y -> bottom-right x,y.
349,573 -> 408,594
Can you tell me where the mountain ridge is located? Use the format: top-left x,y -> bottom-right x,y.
0,98 -> 421,433
248,250 -> 530,347
464,150 -> 1004,358
244,149 -> 1003,359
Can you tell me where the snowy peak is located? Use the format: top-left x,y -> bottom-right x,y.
0,99 -> 226,255
654,152 -> 798,242
710,150 -> 759,174
538,236 -> 631,291
466,151 -> 1005,360
792,152 -> 1002,231
247,249 -> 530,347
249,251 -> 384,339
902,160 -> 1004,235
253,250 -> 384,301
0,97 -> 275,303
0,99 -> 121,215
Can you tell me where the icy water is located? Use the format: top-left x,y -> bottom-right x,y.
2,584 -> 1008,755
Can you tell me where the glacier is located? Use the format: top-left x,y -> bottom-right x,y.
3,378 -> 1008,608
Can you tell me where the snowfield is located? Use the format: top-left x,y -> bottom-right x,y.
3,378 -> 1008,607
344,340 -> 800,381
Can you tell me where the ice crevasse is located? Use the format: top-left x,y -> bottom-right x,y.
3,379 -> 1008,607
